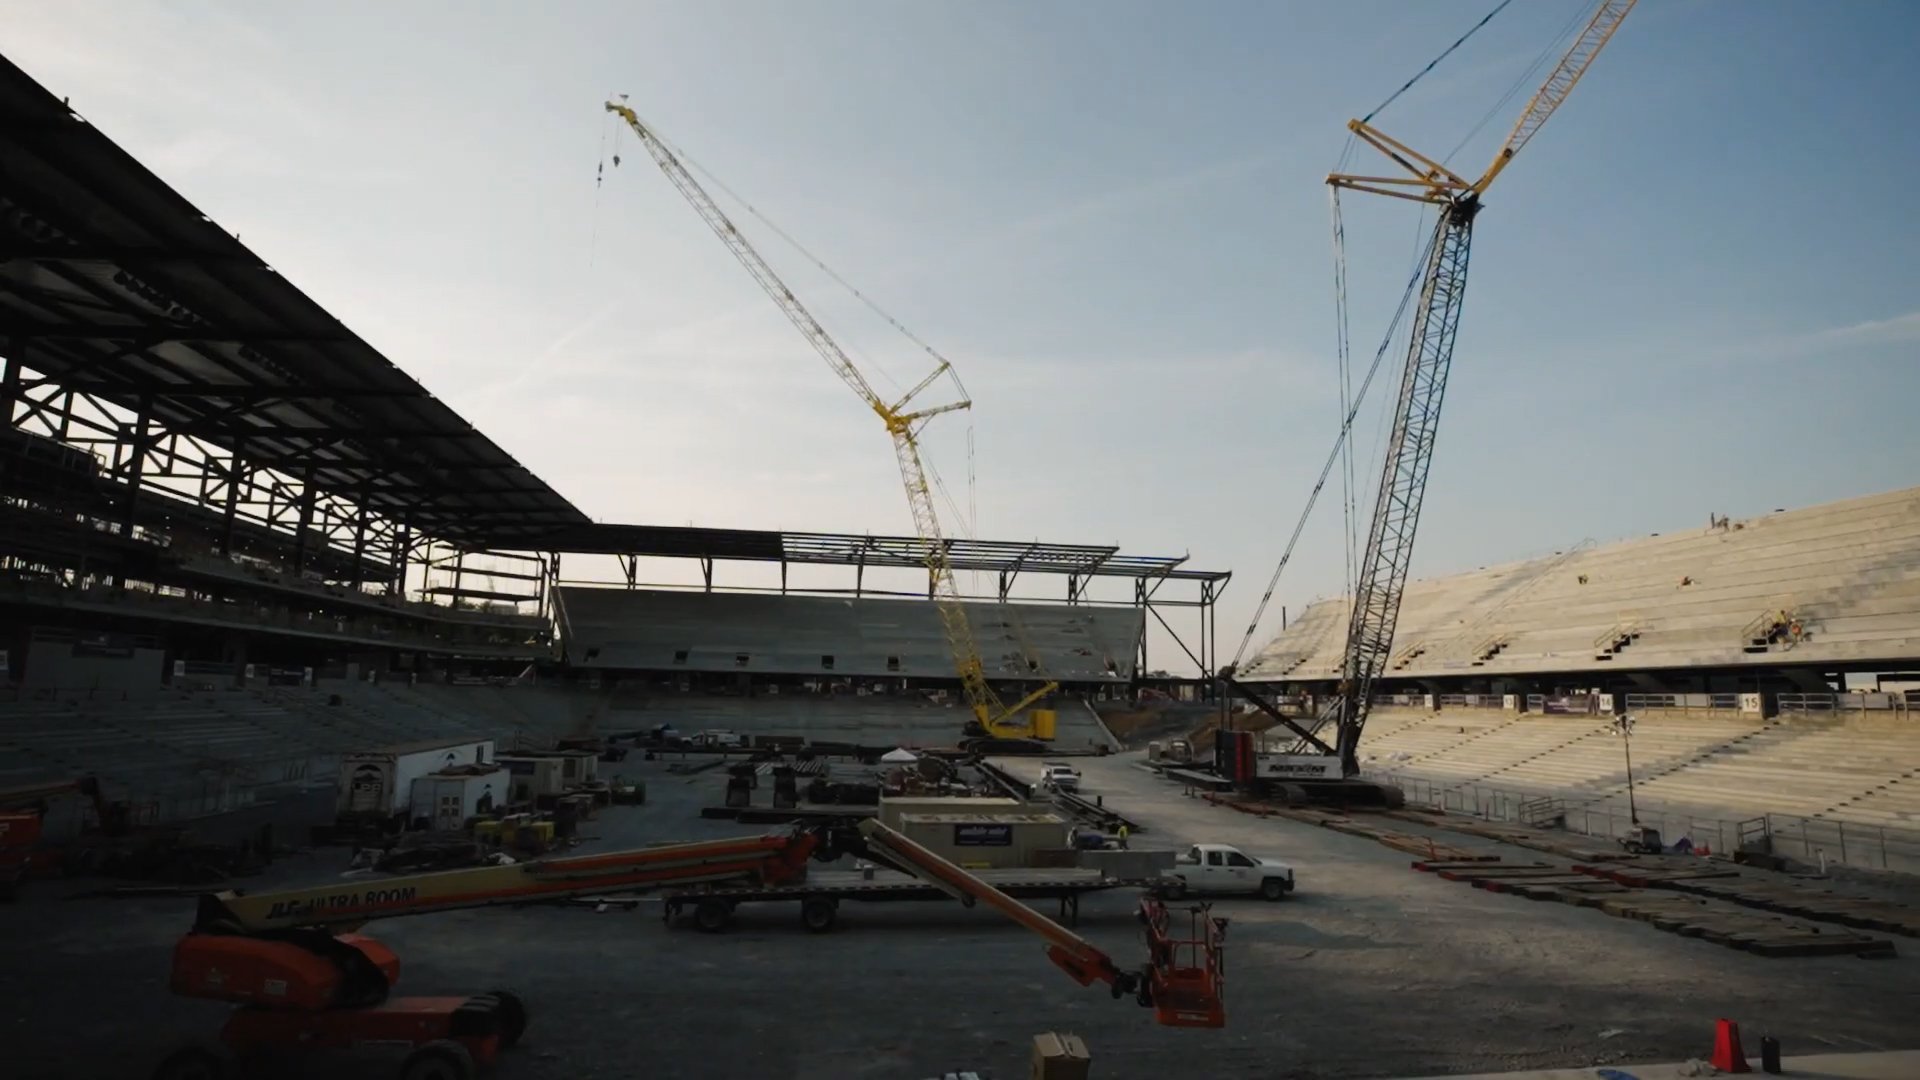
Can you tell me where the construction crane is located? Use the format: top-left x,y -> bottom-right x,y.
1220,0 -> 1636,786
152,820 -> 1227,1079
603,102 -> 1059,749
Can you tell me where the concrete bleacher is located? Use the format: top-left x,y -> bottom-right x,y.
557,586 -> 1143,682
1243,486 -> 1920,680
1360,705 -> 1920,841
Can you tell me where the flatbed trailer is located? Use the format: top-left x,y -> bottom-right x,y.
649,866 -> 1171,932
700,805 -> 878,824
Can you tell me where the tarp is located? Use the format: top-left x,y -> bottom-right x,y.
879,748 -> 920,764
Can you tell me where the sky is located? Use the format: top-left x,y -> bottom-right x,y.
6,1 -> 1919,673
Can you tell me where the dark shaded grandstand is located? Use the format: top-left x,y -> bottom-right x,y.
0,54 -> 1223,839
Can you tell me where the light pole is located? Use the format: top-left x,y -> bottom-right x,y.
1612,712 -> 1638,826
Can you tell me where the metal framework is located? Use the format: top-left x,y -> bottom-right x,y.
0,55 -> 588,577
1328,200 -> 1474,771
0,57 -> 1233,680
550,523 -> 1231,678
1229,0 -> 1635,776
0,55 -> 577,661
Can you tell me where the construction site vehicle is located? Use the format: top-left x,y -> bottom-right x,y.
851,819 -> 1228,1028
1163,844 -> 1294,901
1040,763 -> 1082,793
0,776 -> 132,899
158,821 -> 1228,1077
604,102 -> 1060,752
1220,0 -> 1637,802
1619,825 -> 1663,855
1148,739 -> 1194,766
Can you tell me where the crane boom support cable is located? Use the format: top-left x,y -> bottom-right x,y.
1361,0 -> 1517,124
605,102 -> 1053,733
1230,217 -> 1440,669
665,134 -> 958,390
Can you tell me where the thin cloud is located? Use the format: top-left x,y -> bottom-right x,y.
1808,310 -> 1920,347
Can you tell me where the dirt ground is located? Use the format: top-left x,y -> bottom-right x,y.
2,751 -> 1915,1079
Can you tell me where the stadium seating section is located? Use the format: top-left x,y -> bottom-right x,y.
1358,707 -> 1920,834
557,587 -> 1143,682
1242,486 -> 1920,679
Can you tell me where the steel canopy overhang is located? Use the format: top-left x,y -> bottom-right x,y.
0,55 -> 589,549
528,522 -> 1228,582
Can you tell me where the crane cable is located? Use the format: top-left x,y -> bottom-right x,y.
1334,188 -> 1358,615
621,118 -> 985,576
1360,0 -> 1518,125
1227,0 -> 1538,671
663,131 -> 962,397
1441,0 -> 1593,167
1230,217 -> 1441,670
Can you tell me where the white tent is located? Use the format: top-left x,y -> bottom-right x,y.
879,748 -> 920,764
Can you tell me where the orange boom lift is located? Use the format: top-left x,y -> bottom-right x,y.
156,820 -> 1225,1078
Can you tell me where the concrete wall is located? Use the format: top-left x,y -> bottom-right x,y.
22,634 -> 164,698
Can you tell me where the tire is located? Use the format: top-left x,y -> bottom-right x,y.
488,989 -> 528,1048
1260,877 -> 1288,901
799,896 -> 838,934
152,1046 -> 232,1080
398,1040 -> 475,1080
1162,878 -> 1187,901
695,899 -> 733,933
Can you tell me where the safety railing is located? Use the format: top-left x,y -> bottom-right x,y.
1367,771 -> 1920,875
1526,694 -> 1599,715
1436,693 -> 1505,708
1592,621 -> 1638,656
1622,692 -> 1741,712
1778,692 -> 1913,717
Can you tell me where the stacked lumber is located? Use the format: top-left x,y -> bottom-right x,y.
1411,859 -> 1896,959
1576,857 -> 1920,939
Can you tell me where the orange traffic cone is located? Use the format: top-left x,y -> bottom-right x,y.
1711,1018 -> 1751,1073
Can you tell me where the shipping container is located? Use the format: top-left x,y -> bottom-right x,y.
338,738 -> 494,824
896,812 -> 1070,869
495,754 -> 569,804
877,795 -> 1022,832
408,767 -> 510,831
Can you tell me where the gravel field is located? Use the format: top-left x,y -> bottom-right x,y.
2,750 -> 1915,1079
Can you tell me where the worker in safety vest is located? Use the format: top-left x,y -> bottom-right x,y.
1116,823 -> 1130,850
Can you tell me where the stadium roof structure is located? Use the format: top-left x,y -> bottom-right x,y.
528,522 -> 1229,582
0,55 -> 589,548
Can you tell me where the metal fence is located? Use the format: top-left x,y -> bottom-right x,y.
1777,692 -> 1916,717
1436,693 -> 1505,708
1622,692 -> 1740,711
1371,771 -> 1920,875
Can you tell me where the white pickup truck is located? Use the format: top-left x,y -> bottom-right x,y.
1039,763 -> 1082,793
1164,843 -> 1295,900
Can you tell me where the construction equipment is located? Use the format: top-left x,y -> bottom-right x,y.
602,102 -> 1059,750
0,776 -> 130,898
1221,0 -> 1636,790
156,820 -> 1226,1078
